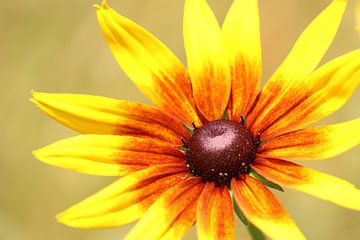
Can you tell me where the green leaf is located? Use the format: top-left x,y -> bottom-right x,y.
222,110 -> 229,120
178,146 -> 187,153
229,190 -> 248,226
182,123 -> 194,135
248,223 -> 266,240
241,115 -> 246,125
229,187 -> 267,240
233,199 -> 249,226
249,169 -> 284,192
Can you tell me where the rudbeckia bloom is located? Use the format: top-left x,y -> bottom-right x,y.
32,0 -> 360,239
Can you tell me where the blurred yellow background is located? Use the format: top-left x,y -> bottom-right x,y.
1,0 -> 359,239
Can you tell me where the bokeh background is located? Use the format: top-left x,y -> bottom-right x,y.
1,0 -> 360,239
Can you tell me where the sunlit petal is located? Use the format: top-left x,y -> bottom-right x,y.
125,178 -> 204,240
197,183 -> 234,240
184,0 -> 231,120
33,134 -> 185,176
258,118 -> 360,160
258,50 -> 360,139
57,165 -> 188,228
231,176 -> 305,240
247,0 -> 347,135
32,92 -> 188,144
222,0 -> 262,120
95,2 -> 201,125
253,158 -> 360,211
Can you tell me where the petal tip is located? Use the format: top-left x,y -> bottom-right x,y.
31,91 -> 49,102
32,149 -> 41,158
32,148 -> 49,163
94,0 -> 110,13
56,211 -> 75,227
93,4 -> 101,10
31,90 -> 40,99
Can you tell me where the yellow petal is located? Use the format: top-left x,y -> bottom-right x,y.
247,0 -> 347,132
95,2 -> 200,125
197,183 -> 234,240
31,92 -> 188,144
57,165 -> 189,228
253,158 -> 360,211
259,50 -> 360,139
33,134 -> 185,176
231,176 -> 305,240
183,0 -> 231,120
222,0 -> 262,120
258,118 -> 360,160
158,203 -> 197,240
125,178 -> 204,240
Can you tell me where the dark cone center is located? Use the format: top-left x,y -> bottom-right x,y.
185,119 -> 257,183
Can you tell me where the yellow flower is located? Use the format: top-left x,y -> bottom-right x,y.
32,0 -> 360,239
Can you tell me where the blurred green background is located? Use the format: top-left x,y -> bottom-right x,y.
1,0 -> 359,239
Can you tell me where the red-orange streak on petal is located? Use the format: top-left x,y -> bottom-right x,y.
213,187 -> 234,240
257,129 -> 324,160
34,134 -> 186,177
252,158 -> 360,210
110,99 -> 192,141
159,198 -> 197,240
246,0 -> 347,137
32,92 -> 189,144
113,137 -> 186,166
252,158 -> 310,185
198,183 -> 235,240
231,175 -> 305,240
183,0 -> 231,121
191,68 -> 231,122
230,59 -> 261,121
249,82 -> 310,137
125,177 -> 205,240
151,73 -> 203,126
248,51 -> 360,139
111,172 -> 190,212
222,0 -> 261,121
197,182 -> 216,240
262,73 -> 360,139
118,136 -> 185,157
115,151 -> 184,167
232,175 -> 286,221
257,118 -> 360,160
246,80 -> 283,134
96,4 -> 201,126
58,165 -> 190,228
60,173 -> 189,228
118,164 -> 189,196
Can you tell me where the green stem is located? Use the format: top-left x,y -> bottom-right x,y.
247,223 -> 266,240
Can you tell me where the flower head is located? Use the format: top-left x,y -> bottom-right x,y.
33,0 -> 360,239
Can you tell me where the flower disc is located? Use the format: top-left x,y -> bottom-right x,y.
186,120 -> 257,183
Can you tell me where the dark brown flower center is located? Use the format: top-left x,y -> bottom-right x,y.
185,120 -> 257,183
